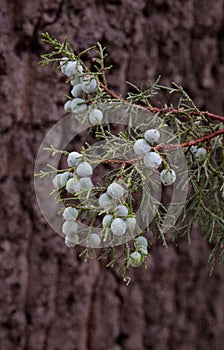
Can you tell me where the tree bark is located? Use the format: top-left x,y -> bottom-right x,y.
0,0 -> 223,349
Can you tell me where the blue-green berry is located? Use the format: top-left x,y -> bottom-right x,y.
135,237 -> 148,256
89,108 -> 103,124
65,178 -> 74,193
60,58 -> 83,77
70,98 -> 87,114
76,162 -> 93,177
107,183 -> 124,199
67,151 -> 82,167
102,214 -> 113,228
111,218 -> 127,236
160,169 -> 176,186
116,205 -> 129,217
98,193 -> 114,207
135,236 -> 148,248
65,62 -> 77,77
62,221 -> 78,235
143,152 -> 162,169
66,178 -> 81,194
79,177 -> 94,189
65,234 -> 79,248
63,207 -> 79,221
195,147 -> 207,163
128,251 -> 143,267
60,172 -> 71,187
134,139 -> 151,156
60,57 -> 69,74
71,84 -> 84,98
81,75 -> 97,93
144,129 -> 160,144
64,100 -> 72,112
53,174 -> 62,188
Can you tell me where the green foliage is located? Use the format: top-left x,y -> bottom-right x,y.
35,32 -> 224,282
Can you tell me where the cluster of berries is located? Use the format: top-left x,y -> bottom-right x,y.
133,128 -> 176,186
60,58 -> 103,124
62,207 -> 79,247
62,206 -> 101,248
53,163 -> 150,258
99,183 -> 136,237
53,151 -> 94,194
52,154 -> 136,247
52,151 -> 100,247
99,182 -> 149,266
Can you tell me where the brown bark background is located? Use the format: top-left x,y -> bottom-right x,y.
0,0 -> 224,349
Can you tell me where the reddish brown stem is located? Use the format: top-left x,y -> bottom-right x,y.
179,128 -> 224,148
99,128 -> 224,165
100,82 -> 224,152
100,83 -> 224,123
153,128 -> 224,151
102,158 -> 137,165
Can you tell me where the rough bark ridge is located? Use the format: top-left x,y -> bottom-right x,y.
0,0 -> 224,349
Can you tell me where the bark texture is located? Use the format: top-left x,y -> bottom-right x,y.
0,0 -> 224,349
